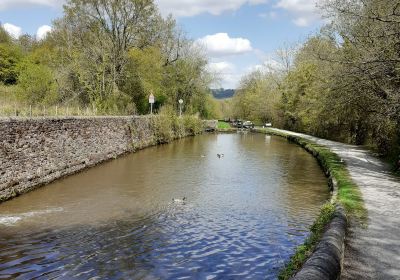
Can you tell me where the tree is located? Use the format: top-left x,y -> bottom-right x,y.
51,0 -> 162,110
0,25 -> 12,44
319,0 -> 400,151
17,60 -> 57,105
0,43 -> 22,85
232,70 -> 282,124
122,46 -> 164,114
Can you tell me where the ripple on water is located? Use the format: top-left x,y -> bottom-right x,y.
0,207 -> 64,226
0,134 -> 329,279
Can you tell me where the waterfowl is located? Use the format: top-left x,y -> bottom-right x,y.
172,197 -> 186,203
217,154 -> 224,158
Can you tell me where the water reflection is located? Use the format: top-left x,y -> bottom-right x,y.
0,133 -> 329,279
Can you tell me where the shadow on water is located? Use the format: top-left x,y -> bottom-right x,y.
0,133 -> 330,279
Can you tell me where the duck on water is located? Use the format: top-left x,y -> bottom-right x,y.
172,197 -> 186,203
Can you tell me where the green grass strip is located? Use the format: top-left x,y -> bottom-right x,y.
254,128 -> 367,279
278,203 -> 335,280
217,121 -> 231,129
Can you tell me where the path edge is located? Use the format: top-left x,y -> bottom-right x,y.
255,128 -> 348,280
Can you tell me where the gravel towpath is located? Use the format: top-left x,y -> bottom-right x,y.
269,128 -> 400,280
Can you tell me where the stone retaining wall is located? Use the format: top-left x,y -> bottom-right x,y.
0,116 -> 192,203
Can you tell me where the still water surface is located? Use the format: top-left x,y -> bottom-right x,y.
0,133 -> 329,279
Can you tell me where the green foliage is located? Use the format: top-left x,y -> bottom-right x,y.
150,106 -> 203,144
123,47 -> 164,114
17,60 -> 58,105
0,26 -> 12,44
0,43 -> 22,85
152,114 -> 174,143
0,0 -> 216,117
183,115 -> 204,135
232,70 -> 282,124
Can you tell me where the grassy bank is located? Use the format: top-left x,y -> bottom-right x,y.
0,86 -> 99,117
217,121 -> 231,129
216,121 -> 238,132
254,128 -> 366,279
279,203 -> 336,280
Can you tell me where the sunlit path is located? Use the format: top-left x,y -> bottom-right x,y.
268,128 -> 400,280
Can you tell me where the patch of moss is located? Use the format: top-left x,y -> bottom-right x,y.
278,203 -> 335,280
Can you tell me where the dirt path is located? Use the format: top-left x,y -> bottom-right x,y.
269,128 -> 400,280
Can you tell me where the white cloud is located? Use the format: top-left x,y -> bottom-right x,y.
275,0 -> 321,27
259,11 -> 278,19
156,0 -> 267,17
2,23 -> 22,39
207,61 -> 239,88
36,25 -> 52,40
207,61 -> 236,73
246,64 -> 265,73
196,33 -> 253,57
245,58 -> 283,74
263,58 -> 284,71
0,0 -> 60,10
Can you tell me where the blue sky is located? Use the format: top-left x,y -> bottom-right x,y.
0,0 -> 324,88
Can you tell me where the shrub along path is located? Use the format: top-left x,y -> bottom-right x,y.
267,128 -> 400,280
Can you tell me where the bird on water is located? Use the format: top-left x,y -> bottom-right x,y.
172,197 -> 186,203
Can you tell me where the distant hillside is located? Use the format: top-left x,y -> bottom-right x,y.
211,89 -> 235,99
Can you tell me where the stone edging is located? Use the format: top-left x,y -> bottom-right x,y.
287,135 -> 347,279
255,130 -> 348,280
293,205 -> 346,280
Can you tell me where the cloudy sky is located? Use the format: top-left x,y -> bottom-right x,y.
0,0 -> 324,88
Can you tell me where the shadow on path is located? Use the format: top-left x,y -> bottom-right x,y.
269,128 -> 400,280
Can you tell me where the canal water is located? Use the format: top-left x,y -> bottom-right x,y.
0,133 -> 329,279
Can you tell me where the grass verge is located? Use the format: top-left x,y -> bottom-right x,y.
278,203 -> 335,280
254,128 -> 366,279
217,121 -> 231,129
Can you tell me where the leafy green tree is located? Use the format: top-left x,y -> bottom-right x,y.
17,60 -> 58,105
0,26 -> 11,44
122,46 -> 164,114
232,70 -> 282,124
319,0 -> 400,151
0,43 -> 22,85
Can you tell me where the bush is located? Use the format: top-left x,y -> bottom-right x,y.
17,60 -> 58,105
183,115 -> 204,135
0,43 -> 22,85
151,114 -> 174,143
150,105 -> 204,144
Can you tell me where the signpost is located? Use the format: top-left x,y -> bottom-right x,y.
149,93 -> 155,114
178,99 -> 183,117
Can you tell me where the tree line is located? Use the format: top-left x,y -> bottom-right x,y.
232,0 -> 400,159
0,0 -> 217,118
